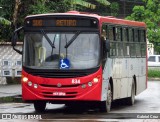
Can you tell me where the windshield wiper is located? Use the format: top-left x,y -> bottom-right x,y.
41,29 -> 55,48
64,31 -> 81,48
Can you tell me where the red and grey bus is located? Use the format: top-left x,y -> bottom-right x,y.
12,11 -> 147,112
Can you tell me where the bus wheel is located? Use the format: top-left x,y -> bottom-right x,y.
126,81 -> 135,105
34,101 -> 46,113
100,82 -> 112,112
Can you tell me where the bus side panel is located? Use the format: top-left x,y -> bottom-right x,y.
106,57 -> 147,100
120,58 -> 130,98
101,58 -> 113,101
136,58 -> 147,95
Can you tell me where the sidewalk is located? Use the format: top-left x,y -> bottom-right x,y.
0,84 -> 21,98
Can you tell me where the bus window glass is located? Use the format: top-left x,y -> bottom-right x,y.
118,43 -> 123,57
116,27 -> 122,41
123,28 -> 128,42
130,43 -> 136,57
129,28 -> 133,42
123,43 -> 130,57
24,32 -> 100,70
134,29 -> 138,42
110,42 -> 117,57
136,43 -> 141,57
101,24 -> 107,39
140,30 -> 145,42
141,43 -> 146,57
108,26 -> 114,41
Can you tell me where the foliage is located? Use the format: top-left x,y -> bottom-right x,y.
0,17 -> 11,41
148,69 -> 160,78
0,24 -> 12,42
29,0 -> 51,14
0,17 -> 11,25
0,0 -> 14,41
0,0 -> 111,42
126,0 -> 160,54
110,2 -> 119,17
0,0 -> 14,20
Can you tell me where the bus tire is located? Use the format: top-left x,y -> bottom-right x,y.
34,101 -> 46,113
126,81 -> 135,105
100,82 -> 112,112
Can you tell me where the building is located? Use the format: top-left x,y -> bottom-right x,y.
0,42 -> 22,84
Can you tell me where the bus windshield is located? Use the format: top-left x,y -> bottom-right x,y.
23,31 -> 100,70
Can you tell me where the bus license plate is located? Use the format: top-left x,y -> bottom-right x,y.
53,92 -> 66,96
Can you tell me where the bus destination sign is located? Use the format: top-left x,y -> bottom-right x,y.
56,19 -> 77,26
25,17 -> 98,28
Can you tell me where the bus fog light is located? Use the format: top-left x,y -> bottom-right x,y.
81,84 -> 86,89
34,84 -> 38,89
93,78 -> 99,83
28,81 -> 32,86
22,77 -> 28,82
88,82 -> 92,87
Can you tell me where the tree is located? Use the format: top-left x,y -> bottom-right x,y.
0,0 -> 111,42
0,0 -> 13,41
110,2 -> 119,17
68,0 -> 110,10
126,0 -> 160,54
13,0 -> 21,29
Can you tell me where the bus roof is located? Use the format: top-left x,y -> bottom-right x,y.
26,11 -> 146,28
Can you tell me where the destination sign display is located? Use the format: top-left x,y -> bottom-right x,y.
25,17 -> 98,28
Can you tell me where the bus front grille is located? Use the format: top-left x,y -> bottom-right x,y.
40,84 -> 80,88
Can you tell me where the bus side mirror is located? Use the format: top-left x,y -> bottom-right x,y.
105,39 -> 110,52
11,26 -> 23,54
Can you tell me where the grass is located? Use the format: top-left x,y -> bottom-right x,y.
0,96 -> 14,103
148,69 -> 160,78
0,95 -> 22,103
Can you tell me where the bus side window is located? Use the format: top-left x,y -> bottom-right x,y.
108,26 -> 114,41
108,26 -> 117,57
101,24 -> 107,39
116,27 -> 122,41
134,29 -> 138,42
140,29 -> 146,57
123,27 -> 130,57
123,27 -> 128,42
135,29 -> 141,57
129,28 -> 136,57
116,27 -> 123,57
129,28 -> 133,42
101,24 -> 107,58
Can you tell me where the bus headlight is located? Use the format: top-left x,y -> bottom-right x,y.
93,77 -> 99,83
28,81 -> 32,86
22,77 -> 28,82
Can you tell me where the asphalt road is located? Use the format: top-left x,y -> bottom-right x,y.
0,80 -> 160,120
